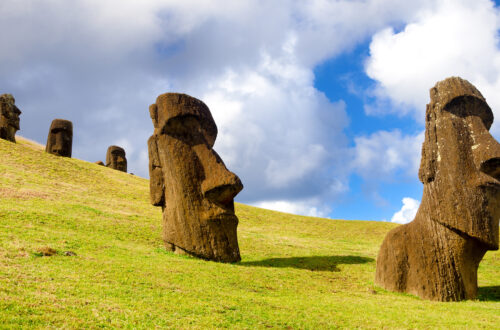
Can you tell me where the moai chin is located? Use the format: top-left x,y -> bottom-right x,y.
0,94 -> 21,143
106,146 -> 127,172
375,77 -> 500,301
148,93 -> 243,262
46,119 -> 73,157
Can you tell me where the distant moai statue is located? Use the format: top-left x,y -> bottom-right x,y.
148,93 -> 243,262
375,77 -> 500,301
0,94 -> 21,143
106,146 -> 127,172
46,119 -> 73,157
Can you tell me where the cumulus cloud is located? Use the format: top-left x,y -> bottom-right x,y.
352,130 -> 424,180
365,0 -> 500,132
391,197 -> 420,224
254,199 -> 330,218
0,0 -> 443,215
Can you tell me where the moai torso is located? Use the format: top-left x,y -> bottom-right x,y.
148,93 -> 243,262
375,77 -> 500,301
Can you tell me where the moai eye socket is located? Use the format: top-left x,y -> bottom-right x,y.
162,114 -> 209,146
444,96 -> 493,130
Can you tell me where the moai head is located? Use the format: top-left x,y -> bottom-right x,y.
0,94 -> 21,143
419,77 -> 500,249
46,119 -> 73,157
148,93 -> 243,262
106,146 -> 127,172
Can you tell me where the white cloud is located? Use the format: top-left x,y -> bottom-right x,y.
194,49 -> 349,202
254,199 -> 330,218
391,197 -> 420,224
352,130 -> 424,180
365,0 -> 500,129
0,0 -> 446,216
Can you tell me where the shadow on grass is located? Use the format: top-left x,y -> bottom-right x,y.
239,255 -> 374,272
478,286 -> 500,301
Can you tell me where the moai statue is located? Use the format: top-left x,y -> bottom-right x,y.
148,93 -> 243,262
46,119 -> 73,157
0,94 -> 21,143
106,146 -> 127,172
375,77 -> 500,301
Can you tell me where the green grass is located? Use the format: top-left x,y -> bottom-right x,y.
0,137 -> 499,328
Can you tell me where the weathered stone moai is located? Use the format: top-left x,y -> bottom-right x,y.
148,93 -> 243,262
46,119 -> 73,157
375,77 -> 500,301
106,146 -> 127,172
0,94 -> 21,143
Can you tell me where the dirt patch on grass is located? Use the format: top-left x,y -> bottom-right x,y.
36,246 -> 57,256
0,187 -> 51,200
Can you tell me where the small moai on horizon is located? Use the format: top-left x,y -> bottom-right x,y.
375,77 -> 500,301
46,119 -> 73,157
106,146 -> 127,172
0,94 -> 21,143
148,93 -> 243,263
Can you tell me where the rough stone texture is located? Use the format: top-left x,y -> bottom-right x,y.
106,146 -> 127,172
375,77 -> 500,301
0,94 -> 21,143
148,93 -> 243,262
46,119 -> 73,157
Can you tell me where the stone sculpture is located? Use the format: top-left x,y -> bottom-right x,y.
46,119 -> 73,157
375,77 -> 500,301
148,93 -> 243,262
0,94 -> 21,143
106,146 -> 127,172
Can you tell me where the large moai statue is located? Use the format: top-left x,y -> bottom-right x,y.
375,77 -> 500,301
148,93 -> 243,262
0,94 -> 21,143
46,119 -> 73,157
106,146 -> 127,172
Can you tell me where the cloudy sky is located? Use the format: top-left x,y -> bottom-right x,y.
3,0 -> 500,223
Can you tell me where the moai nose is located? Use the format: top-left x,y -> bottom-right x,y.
471,118 -> 500,181
197,146 -> 243,208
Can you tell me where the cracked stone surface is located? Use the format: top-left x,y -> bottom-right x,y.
375,77 -> 500,301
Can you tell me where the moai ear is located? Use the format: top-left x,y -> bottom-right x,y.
148,135 -> 165,206
418,104 -> 437,183
149,104 -> 159,130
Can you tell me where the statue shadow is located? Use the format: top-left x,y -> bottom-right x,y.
477,286 -> 500,301
239,255 -> 374,272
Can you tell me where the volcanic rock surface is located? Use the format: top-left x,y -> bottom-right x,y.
375,77 -> 500,301
148,93 -> 243,262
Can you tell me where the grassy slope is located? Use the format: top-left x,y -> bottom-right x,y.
0,137 -> 499,329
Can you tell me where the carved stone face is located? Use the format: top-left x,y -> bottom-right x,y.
46,119 -> 73,157
419,77 -> 500,249
148,93 -> 243,262
0,94 -> 21,142
106,146 -> 127,172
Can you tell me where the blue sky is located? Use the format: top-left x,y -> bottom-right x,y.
313,41 -> 424,220
2,0 -> 500,223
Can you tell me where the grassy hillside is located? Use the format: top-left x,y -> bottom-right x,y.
0,137 -> 499,328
